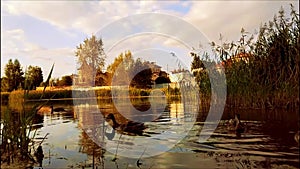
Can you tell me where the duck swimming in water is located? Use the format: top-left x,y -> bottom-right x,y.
228,114 -> 245,138
105,113 -> 147,136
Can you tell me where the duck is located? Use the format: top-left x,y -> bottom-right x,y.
227,114 -> 245,138
105,113 -> 147,136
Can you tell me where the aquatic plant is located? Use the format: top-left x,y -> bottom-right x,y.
0,64 -> 54,166
192,4 -> 299,111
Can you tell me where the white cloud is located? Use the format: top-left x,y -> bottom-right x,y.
184,1 -> 299,43
2,1 -> 180,35
1,29 -> 42,55
3,1 -> 90,31
1,28 -> 75,78
3,1 -> 298,44
2,1 -> 299,78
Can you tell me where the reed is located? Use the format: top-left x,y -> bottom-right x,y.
194,5 -> 299,111
1,64 -> 54,166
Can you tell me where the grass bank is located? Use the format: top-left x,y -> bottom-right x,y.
1,86 -> 181,105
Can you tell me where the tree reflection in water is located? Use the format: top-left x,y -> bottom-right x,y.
79,131 -> 106,168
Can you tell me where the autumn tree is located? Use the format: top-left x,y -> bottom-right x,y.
1,77 -> 9,92
107,51 -> 134,86
75,35 -> 106,86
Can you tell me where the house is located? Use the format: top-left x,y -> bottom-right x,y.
144,61 -> 162,81
169,68 -> 196,88
222,52 -> 252,67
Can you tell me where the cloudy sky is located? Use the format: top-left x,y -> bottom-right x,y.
1,1 -> 298,79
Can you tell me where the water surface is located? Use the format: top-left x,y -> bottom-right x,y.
2,99 -> 299,168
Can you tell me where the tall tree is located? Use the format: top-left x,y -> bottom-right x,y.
107,51 -> 134,86
25,66 -> 43,90
107,52 -> 125,77
4,59 -> 14,91
4,59 -> 24,91
75,35 -> 106,86
107,50 -> 169,88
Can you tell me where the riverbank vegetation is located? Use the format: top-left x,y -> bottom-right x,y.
2,86 -> 181,107
191,4 -> 299,111
1,64 -> 54,167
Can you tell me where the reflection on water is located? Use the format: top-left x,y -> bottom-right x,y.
75,97 -> 198,159
1,99 -> 299,168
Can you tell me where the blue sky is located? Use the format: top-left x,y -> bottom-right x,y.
1,1 -> 298,79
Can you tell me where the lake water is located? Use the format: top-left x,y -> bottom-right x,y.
1,99 -> 299,169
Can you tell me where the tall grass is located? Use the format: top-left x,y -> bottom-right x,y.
1,64 -> 54,166
2,85 -> 181,102
192,5 -> 299,111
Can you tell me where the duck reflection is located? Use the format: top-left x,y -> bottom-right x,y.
34,145 -> 44,167
32,113 -> 44,129
105,113 -> 147,136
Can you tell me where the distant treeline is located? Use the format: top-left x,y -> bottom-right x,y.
1,50 -> 171,93
0,59 -> 74,92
